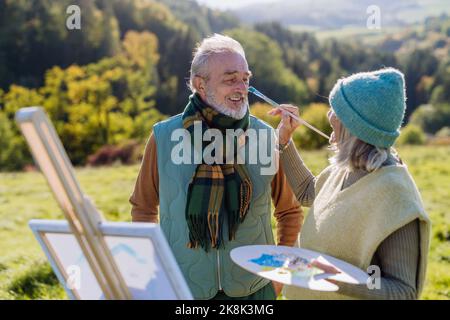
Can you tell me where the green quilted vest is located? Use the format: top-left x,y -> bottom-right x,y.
153,114 -> 276,299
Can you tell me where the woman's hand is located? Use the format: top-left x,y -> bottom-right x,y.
268,104 -> 300,145
309,259 -> 341,285
309,259 -> 341,274
272,281 -> 283,298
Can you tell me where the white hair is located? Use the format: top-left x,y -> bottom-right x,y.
329,121 -> 401,172
189,34 -> 246,92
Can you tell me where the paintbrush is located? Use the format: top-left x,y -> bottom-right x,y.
248,86 -> 330,140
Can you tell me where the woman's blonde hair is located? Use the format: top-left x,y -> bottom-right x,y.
329,120 -> 401,172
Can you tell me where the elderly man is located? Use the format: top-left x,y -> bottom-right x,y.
129,34 -> 303,300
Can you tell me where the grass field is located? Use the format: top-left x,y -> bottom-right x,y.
287,24 -> 430,47
289,25 -> 406,44
0,145 -> 449,299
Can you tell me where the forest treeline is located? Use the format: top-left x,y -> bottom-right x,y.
0,0 -> 449,170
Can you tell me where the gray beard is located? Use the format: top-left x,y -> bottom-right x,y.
205,91 -> 248,120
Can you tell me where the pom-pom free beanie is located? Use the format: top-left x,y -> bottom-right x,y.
329,68 -> 406,148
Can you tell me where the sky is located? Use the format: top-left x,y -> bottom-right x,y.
196,0 -> 281,10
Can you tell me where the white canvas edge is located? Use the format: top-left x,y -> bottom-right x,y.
29,219 -> 77,300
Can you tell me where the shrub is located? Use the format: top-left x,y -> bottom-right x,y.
295,103 -> 332,150
409,103 -> 450,134
429,126 -> 450,146
436,126 -> 450,137
250,102 -> 280,128
7,260 -> 63,299
397,124 -> 427,145
0,112 -> 32,171
251,102 -> 332,150
86,140 -> 143,166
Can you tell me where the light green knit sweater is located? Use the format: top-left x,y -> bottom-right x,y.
280,141 -> 431,300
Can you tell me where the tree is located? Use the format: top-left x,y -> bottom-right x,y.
0,0 -> 122,90
225,28 -> 309,106
401,49 -> 439,119
429,62 -> 450,105
410,104 -> 450,134
0,85 -> 44,170
0,31 -> 166,168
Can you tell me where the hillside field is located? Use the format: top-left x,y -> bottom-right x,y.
0,145 -> 448,299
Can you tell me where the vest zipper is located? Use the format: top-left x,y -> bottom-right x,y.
217,250 -> 222,291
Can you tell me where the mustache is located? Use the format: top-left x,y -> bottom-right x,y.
229,93 -> 247,100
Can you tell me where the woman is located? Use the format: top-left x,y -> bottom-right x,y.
270,68 -> 431,299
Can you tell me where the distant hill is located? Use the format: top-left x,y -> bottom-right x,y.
156,0 -> 240,36
231,0 -> 450,29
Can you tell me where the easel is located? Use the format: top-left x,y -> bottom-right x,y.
16,107 -> 131,299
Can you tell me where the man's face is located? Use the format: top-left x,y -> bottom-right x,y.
197,52 -> 251,119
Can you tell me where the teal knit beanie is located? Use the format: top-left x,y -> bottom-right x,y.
329,67 -> 406,148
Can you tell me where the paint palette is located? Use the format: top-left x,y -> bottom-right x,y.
230,245 -> 369,292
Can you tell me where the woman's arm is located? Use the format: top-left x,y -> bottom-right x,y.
280,140 -> 316,207
269,103 -> 317,206
336,220 -> 420,300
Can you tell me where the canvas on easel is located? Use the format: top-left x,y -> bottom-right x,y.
16,107 -> 193,300
29,220 -> 193,300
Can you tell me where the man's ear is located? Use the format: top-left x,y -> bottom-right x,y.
193,76 -> 207,99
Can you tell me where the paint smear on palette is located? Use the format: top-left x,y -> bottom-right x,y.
250,253 -> 323,278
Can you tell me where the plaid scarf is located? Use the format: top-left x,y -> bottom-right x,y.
182,93 -> 253,251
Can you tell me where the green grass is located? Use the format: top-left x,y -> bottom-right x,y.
0,146 -> 449,299
286,22 -> 430,47
289,25 -> 406,44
